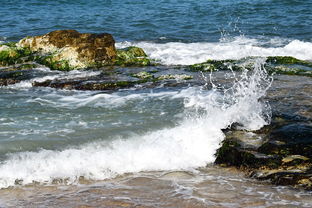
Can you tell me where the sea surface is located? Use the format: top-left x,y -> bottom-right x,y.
0,0 -> 312,207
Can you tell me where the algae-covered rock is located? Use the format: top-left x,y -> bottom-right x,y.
131,71 -> 154,79
189,56 -> 312,77
17,30 -> 116,70
157,74 -> 193,80
34,55 -> 71,71
189,59 -> 245,72
266,56 -> 312,67
0,45 -> 32,66
265,56 -> 312,76
116,46 -> 152,66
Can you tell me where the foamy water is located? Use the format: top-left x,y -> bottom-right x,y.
0,61 -> 271,188
116,38 -> 312,65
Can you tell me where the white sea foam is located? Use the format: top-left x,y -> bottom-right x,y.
0,60 -> 272,188
116,37 -> 312,65
7,68 -> 101,89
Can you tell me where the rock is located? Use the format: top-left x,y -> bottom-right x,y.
188,56 -> 312,77
282,155 -> 309,164
215,116 -> 312,190
17,30 -> 116,70
189,59 -> 238,72
0,44 -> 32,66
266,56 -> 312,67
115,46 -> 152,67
157,74 -> 193,80
131,71 -> 154,79
258,123 -> 312,158
0,78 -> 20,86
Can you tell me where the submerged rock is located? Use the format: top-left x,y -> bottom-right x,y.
17,30 -> 116,70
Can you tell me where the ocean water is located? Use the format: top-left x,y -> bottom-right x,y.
1,0 -> 312,207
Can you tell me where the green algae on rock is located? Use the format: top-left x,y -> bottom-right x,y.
266,56 -> 312,67
189,59 -> 246,72
131,71 -> 154,79
189,56 -> 312,77
265,56 -> 312,77
157,74 -> 193,80
17,30 -> 116,70
0,45 -> 33,66
115,47 -> 152,67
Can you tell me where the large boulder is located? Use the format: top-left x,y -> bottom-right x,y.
17,30 -> 116,70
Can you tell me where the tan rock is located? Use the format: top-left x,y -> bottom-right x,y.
17,30 -> 116,69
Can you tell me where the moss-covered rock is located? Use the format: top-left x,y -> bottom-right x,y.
35,55 -> 71,71
266,56 -> 312,67
0,45 -> 33,66
115,47 -> 152,67
157,74 -> 193,80
131,71 -> 154,79
0,41 -> 17,47
264,56 -> 312,76
189,59 -> 239,72
188,56 -> 312,77
17,30 -> 116,70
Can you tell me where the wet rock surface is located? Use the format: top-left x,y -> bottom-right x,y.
215,76 -> 312,190
189,56 -> 312,77
31,67 -> 195,91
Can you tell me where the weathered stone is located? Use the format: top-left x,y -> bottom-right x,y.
115,47 -> 152,66
215,115 -> 312,190
17,30 -> 116,70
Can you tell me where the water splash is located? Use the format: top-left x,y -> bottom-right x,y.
0,60 -> 272,188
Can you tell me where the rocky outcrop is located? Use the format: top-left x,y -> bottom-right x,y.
0,30 -> 154,71
215,115 -> 312,190
189,56 -> 312,77
17,30 -> 116,70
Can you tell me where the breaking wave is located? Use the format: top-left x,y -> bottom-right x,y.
117,37 -> 312,65
0,60 -> 272,188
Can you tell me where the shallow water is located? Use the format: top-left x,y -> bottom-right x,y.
1,0 -> 312,207
0,68 -> 312,207
1,167 -> 312,208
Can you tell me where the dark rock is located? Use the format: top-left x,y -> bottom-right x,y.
215,115 -> 312,190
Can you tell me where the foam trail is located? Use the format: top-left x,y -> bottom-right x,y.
6,68 -> 101,89
0,61 -> 272,188
116,38 -> 312,65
